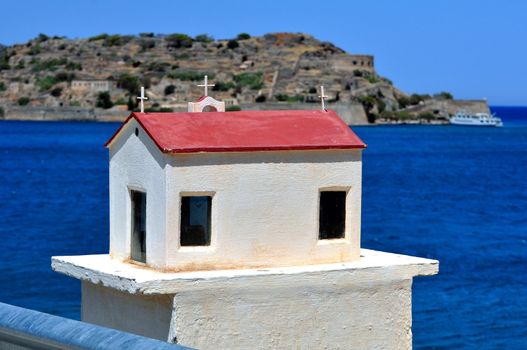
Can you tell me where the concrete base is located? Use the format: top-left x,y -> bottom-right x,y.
53,249 -> 438,350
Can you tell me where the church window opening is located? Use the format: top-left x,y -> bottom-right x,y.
130,190 -> 147,263
180,196 -> 212,246
319,191 -> 346,240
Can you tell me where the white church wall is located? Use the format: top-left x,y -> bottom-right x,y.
164,149 -> 363,270
108,119 -> 168,268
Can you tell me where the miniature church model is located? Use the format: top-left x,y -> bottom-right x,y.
52,80 -> 438,350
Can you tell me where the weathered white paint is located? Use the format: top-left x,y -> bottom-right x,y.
109,122 -> 363,270
81,282 -> 172,341
53,250 -> 438,349
109,119 -> 168,268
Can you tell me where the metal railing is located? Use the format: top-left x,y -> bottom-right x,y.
0,302 -> 194,350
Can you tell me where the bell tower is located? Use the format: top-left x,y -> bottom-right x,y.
188,75 -> 225,112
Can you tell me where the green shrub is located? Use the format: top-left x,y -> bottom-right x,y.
275,94 -> 303,103
358,95 -> 380,120
127,96 -> 137,111
31,58 -> 68,72
168,70 -> 214,81
165,33 -> 193,48
172,53 -> 190,60
212,81 -> 235,91
0,50 -> 12,70
54,71 -> 75,82
144,107 -> 173,112
37,76 -> 57,91
195,34 -> 213,43
88,33 -> 109,41
28,45 -> 41,56
139,39 -> 156,51
397,96 -> 410,109
103,34 -> 133,47
164,85 -> 176,95
353,69 -> 379,83
227,40 -> 239,49
18,97 -> 30,106
0,81 -> 5,92
69,101 -> 81,107
50,87 -> 62,97
16,60 -> 25,69
36,33 -> 49,42
275,94 -> 288,102
145,61 -> 170,73
65,61 -> 82,70
237,33 -> 251,40
226,105 -> 242,111
117,73 -> 140,94
396,111 -> 413,120
139,32 -> 154,38
358,95 -> 376,109
233,72 -> 262,90
96,92 -> 114,109
0,106 -> 4,118
365,74 -> 379,84
435,91 -> 453,100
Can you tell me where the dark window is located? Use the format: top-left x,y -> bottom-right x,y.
130,190 -> 146,262
202,105 -> 217,112
180,196 -> 212,246
319,191 -> 346,240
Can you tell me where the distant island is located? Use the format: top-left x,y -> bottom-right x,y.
0,32 -> 489,124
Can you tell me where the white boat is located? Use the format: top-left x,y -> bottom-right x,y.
449,110 -> 503,127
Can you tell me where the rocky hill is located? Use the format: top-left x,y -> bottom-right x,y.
0,32 -> 487,123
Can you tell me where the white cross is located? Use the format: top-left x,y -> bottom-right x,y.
197,75 -> 215,96
136,86 -> 148,113
318,85 -> 328,111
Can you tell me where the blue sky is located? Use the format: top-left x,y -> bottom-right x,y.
1,0 -> 526,105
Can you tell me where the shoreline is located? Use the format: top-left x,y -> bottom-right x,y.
0,116 -> 451,126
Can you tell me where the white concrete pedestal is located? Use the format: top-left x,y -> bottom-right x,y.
52,249 -> 438,350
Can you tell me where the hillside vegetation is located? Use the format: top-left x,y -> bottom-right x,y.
0,32 -> 461,122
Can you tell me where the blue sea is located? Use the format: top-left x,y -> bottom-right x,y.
0,106 -> 526,349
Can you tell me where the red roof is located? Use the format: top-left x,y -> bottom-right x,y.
105,110 -> 366,153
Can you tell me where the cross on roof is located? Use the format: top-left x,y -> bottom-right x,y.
318,86 -> 328,111
136,86 -> 148,113
197,75 -> 215,97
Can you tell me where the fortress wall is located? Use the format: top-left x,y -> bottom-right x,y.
241,102 -> 369,125
2,103 -> 368,125
331,55 -> 375,73
3,106 -> 128,122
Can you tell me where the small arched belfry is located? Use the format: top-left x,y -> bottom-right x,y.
53,90 -> 438,350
